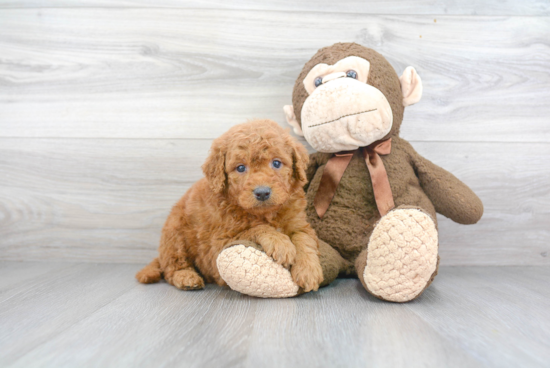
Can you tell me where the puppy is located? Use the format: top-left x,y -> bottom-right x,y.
136,119 -> 324,293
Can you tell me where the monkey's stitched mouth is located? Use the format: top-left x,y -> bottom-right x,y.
309,109 -> 378,128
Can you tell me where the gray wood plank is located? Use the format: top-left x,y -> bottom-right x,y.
1,10 -> 549,142
0,263 -> 138,366
10,284 -> 256,368
0,0 -> 548,16
1,138 -> 548,265
0,261 -> 73,295
2,263 -> 549,368
240,283 -> 483,368
0,138 -> 208,263
407,266 -> 550,367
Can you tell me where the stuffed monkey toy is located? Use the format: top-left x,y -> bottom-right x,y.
218,43 -> 483,302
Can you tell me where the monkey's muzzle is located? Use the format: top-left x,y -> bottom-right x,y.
300,78 -> 393,153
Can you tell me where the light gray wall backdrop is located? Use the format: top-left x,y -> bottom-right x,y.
1,1 -> 549,265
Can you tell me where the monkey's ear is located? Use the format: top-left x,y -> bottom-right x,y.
399,66 -> 423,107
283,105 -> 304,136
201,139 -> 227,194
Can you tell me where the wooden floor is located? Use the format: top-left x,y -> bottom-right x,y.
0,262 -> 548,368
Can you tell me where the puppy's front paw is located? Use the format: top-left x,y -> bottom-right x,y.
291,258 -> 324,293
171,269 -> 205,291
261,233 -> 296,268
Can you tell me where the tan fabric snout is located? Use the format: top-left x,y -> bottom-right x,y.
301,78 -> 393,153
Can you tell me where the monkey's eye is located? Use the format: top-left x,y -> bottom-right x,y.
236,165 -> 246,173
314,77 -> 323,87
346,70 -> 358,79
271,160 -> 282,169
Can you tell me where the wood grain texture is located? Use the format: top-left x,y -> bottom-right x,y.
1,0 -> 549,16
0,261 -> 73,297
0,263 -> 139,366
1,138 -> 548,265
1,10 -> 549,142
1,7 -> 549,266
407,266 -> 550,368
1,262 -> 549,368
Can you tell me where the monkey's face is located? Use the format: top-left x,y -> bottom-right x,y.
300,56 -> 392,153
284,44 -> 423,154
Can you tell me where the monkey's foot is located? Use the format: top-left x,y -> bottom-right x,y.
363,208 -> 439,302
217,244 -> 299,298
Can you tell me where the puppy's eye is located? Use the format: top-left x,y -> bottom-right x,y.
236,165 -> 246,173
314,77 -> 323,87
271,160 -> 282,169
346,70 -> 358,79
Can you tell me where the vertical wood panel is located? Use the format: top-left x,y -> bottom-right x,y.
0,0 -> 549,16
0,6 -> 549,265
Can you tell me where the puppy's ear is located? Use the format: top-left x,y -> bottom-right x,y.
202,137 -> 227,194
287,135 -> 309,187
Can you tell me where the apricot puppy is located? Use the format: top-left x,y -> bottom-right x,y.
136,119 -> 323,295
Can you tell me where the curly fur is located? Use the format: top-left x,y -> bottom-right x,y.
136,119 -> 323,292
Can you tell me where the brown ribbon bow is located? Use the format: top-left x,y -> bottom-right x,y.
313,138 -> 395,219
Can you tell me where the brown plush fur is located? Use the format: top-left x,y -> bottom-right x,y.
136,119 -> 324,292
291,43 -> 484,295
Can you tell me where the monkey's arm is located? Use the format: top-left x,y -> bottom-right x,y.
403,140 -> 483,224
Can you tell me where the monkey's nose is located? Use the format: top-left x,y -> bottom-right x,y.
254,186 -> 271,201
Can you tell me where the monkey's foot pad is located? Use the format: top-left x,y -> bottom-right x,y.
217,244 -> 299,298
364,208 -> 438,303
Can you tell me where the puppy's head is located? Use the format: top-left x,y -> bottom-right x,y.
202,119 -> 309,213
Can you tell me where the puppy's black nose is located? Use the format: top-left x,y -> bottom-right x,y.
254,186 -> 271,201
